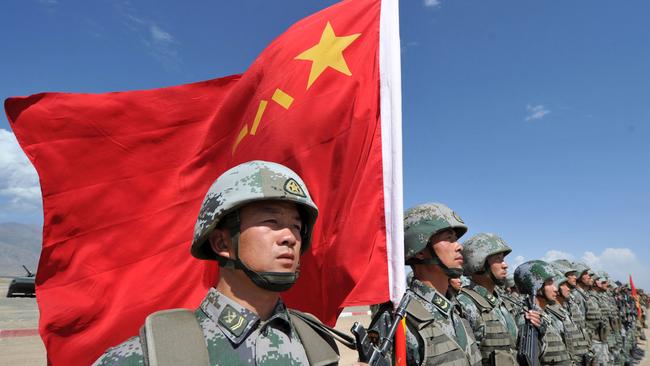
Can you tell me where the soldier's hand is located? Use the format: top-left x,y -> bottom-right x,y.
524,310 -> 542,328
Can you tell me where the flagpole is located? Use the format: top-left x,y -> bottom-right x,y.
380,0 -> 405,305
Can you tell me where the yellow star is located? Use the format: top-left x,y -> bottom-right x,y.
295,22 -> 361,89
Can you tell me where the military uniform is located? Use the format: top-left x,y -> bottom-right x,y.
546,303 -> 591,365
94,161 -> 338,365
372,274 -> 482,366
94,288 -> 317,366
456,282 -> 518,365
573,284 -> 610,365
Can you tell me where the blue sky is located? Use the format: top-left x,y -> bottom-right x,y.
1,0 -> 649,288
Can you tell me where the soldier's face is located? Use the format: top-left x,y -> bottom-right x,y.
449,277 -> 462,291
236,201 -> 303,273
429,229 -> 464,270
580,272 -> 592,286
566,271 -> 577,287
486,253 -> 508,281
559,283 -> 571,298
543,280 -> 558,302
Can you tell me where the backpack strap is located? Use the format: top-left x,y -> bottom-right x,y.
459,288 -> 493,312
288,309 -> 342,366
139,309 -> 209,366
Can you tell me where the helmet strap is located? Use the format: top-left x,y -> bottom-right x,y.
406,245 -> 463,279
215,211 -> 299,292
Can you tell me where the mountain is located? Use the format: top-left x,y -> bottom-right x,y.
0,222 -> 41,276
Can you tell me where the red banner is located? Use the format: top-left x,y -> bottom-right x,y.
5,0 -> 404,364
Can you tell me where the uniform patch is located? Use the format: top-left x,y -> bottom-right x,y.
486,293 -> 497,306
284,178 -> 306,197
218,304 -> 248,337
433,293 -> 451,313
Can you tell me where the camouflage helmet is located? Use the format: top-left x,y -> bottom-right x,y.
462,233 -> 512,275
549,262 -> 569,289
594,271 -> 609,283
190,160 -> 318,260
514,260 -> 556,295
551,259 -> 577,277
572,262 -> 590,276
403,202 -> 467,263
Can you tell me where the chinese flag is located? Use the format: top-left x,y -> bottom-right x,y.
4,0 -> 404,364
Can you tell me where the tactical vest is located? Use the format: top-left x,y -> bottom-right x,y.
499,293 -> 522,321
459,288 -> 517,366
575,288 -> 606,341
139,308 -> 339,366
406,298 -> 483,366
546,304 -> 589,365
539,316 -> 572,366
566,296 -> 587,332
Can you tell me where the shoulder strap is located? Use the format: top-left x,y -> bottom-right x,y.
405,297 -> 435,324
139,309 -> 209,366
288,309 -> 341,366
459,288 -> 493,312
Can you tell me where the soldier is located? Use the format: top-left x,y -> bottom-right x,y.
514,260 -> 572,365
592,271 -> 623,365
551,259 -> 588,335
548,263 -> 592,365
456,233 -> 539,365
572,262 -> 610,366
369,203 -> 482,365
93,161 -> 348,366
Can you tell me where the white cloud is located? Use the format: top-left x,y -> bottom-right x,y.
581,248 -> 648,289
150,24 -> 174,44
424,0 -> 441,7
525,104 -> 550,122
116,3 -> 180,69
0,130 -> 42,215
542,250 -> 574,262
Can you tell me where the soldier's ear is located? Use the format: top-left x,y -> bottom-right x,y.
209,228 -> 232,258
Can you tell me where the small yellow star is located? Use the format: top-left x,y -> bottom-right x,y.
295,22 -> 361,89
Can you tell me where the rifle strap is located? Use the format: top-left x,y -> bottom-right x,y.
288,309 -> 356,349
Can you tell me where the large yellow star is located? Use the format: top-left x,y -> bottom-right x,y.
295,22 -> 361,89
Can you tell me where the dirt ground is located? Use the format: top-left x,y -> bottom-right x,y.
0,277 -> 647,366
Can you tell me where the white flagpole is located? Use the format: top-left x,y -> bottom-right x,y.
379,0 -> 405,305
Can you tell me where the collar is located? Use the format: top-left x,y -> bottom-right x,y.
410,277 -> 454,317
469,282 -> 500,307
200,287 -> 292,345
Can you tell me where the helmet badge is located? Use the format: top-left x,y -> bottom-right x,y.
284,178 -> 306,197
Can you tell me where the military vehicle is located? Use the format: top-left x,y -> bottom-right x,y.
6,265 -> 36,297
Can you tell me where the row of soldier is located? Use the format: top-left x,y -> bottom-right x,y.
93,161 -> 646,365
369,201 -> 646,366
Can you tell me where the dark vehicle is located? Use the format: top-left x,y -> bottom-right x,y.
6,265 -> 36,298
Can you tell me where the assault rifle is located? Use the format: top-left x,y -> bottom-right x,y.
517,292 -> 539,366
351,292 -> 412,366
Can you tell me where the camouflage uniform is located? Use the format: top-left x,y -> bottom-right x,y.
94,288 -> 311,366
457,233 -> 519,365
372,273 -> 483,366
94,161 -> 337,365
592,272 -> 621,365
514,260 -> 572,366
571,264 -> 610,366
370,202 -> 483,365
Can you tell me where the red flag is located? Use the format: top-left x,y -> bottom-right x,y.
394,318 -> 408,366
5,0 -> 404,364
630,275 -> 641,317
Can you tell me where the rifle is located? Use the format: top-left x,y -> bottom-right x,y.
351,292 -> 412,366
516,292 -> 539,366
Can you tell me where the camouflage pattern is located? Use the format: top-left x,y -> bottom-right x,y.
550,259 -> 577,277
456,281 -> 519,364
546,303 -> 592,365
191,160 -> 318,260
461,233 -> 512,275
572,262 -> 590,276
93,288 -> 310,366
403,202 -> 467,262
370,272 -> 482,365
513,260 -> 556,296
537,312 -> 573,365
